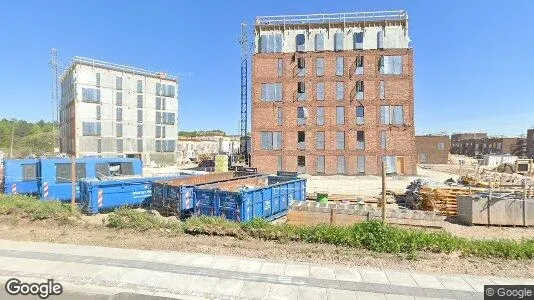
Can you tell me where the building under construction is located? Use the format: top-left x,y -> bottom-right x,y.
59,57 -> 179,164
251,10 -> 416,175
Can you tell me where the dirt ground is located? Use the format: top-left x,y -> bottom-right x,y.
0,216 -> 533,279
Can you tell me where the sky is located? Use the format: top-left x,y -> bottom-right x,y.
0,0 -> 533,137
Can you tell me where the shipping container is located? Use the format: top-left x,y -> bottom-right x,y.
2,159 -> 39,195
193,175 -> 306,222
80,174 -> 189,214
39,157 -> 142,201
151,171 -> 262,216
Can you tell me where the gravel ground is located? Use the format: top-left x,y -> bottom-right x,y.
0,216 -> 533,279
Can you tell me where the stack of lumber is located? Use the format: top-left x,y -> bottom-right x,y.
419,187 -> 480,216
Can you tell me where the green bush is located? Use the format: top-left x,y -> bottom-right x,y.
0,194 -> 80,222
107,208 -> 180,232
182,216 -> 243,237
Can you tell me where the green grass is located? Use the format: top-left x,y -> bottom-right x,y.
0,194 -> 80,222
105,209 -> 534,259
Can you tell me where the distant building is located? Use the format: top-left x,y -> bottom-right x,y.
450,132 -> 525,157
177,136 -> 240,162
450,132 -> 486,155
527,129 -> 534,159
251,10 -> 416,175
415,135 -> 450,164
59,57 -> 179,164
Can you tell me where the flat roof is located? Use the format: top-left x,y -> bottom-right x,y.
61,56 -> 178,82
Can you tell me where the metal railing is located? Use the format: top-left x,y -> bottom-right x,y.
62,57 -> 179,81
255,10 -> 407,26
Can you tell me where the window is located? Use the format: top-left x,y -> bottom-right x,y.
296,57 -> 306,77
259,34 -> 283,53
137,95 -> 143,108
382,156 -> 397,174
96,73 -> 100,87
137,110 -> 143,122
138,139 -> 144,152
55,163 -> 86,183
379,80 -> 385,100
156,83 -> 161,96
356,81 -> 364,100
137,124 -> 143,138
379,56 -> 403,75
380,130 -> 388,149
356,56 -> 364,75
156,97 -> 162,110
337,156 -> 346,174
315,33 -> 324,51
316,107 -> 325,125
162,112 -> 175,125
296,33 -> 305,52
336,106 -> 344,125
82,122 -> 101,136
356,107 -> 364,125
353,32 -> 364,50
117,139 -> 123,153
336,57 -> 344,76
277,59 -> 283,77
336,131 -> 345,150
156,112 -> 161,124
316,58 -> 325,76
137,80 -> 143,93
277,107 -> 282,126
297,82 -> 306,101
419,153 -> 427,163
116,77 -> 122,90
317,156 -> 325,174
261,83 -> 283,101
116,107 -> 122,121
380,106 -> 390,124
116,123 -> 122,137
298,131 -> 305,150
334,32 -> 344,51
297,156 -> 306,173
316,132 -> 325,150
316,82 -> 325,100
357,156 -> 365,174
392,106 -> 404,125
82,88 -> 100,103
336,82 -> 344,100
260,132 -> 282,150
116,92 -> 122,106
297,107 -> 308,125
377,30 -> 384,49
277,156 -> 283,171
357,131 -> 365,150
96,106 -> 101,120
22,164 -> 37,181
156,126 -> 162,138
159,84 -> 175,97
438,142 -> 445,150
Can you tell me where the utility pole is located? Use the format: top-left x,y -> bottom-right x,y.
9,119 -> 15,158
51,48 -> 60,154
381,160 -> 387,222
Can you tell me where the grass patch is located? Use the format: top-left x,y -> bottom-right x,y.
107,207 -> 181,232
104,208 -> 534,259
0,194 -> 80,222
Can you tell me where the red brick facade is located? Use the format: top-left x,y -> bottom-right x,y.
251,49 -> 416,175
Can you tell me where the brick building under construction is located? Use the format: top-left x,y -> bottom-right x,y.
251,10 -> 416,175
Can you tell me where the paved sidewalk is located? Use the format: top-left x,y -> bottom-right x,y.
0,239 -> 531,299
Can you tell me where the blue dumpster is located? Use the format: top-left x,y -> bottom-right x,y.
194,175 -> 306,222
80,175 -> 190,214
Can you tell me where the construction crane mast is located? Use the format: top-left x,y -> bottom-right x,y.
238,22 -> 250,166
50,48 -> 60,154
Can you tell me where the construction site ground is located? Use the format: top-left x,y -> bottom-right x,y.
0,215 -> 533,279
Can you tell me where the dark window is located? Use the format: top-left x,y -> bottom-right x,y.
357,131 -> 365,150
137,95 -> 143,108
137,80 -> 143,93
22,164 -> 37,181
55,163 -> 86,183
116,77 -> 122,90
298,156 -> 305,166
95,163 -> 110,177
116,92 -> 122,106
353,32 -> 364,50
296,34 -> 305,52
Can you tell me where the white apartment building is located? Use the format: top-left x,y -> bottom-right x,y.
59,57 -> 179,164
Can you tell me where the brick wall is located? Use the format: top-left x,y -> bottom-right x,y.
251,49 -> 416,175
527,129 -> 534,159
415,135 -> 450,164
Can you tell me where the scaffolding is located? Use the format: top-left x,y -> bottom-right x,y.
255,10 -> 407,26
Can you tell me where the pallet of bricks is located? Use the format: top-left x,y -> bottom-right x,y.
419,187 -> 482,216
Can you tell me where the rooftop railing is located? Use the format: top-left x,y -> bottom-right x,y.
255,10 -> 407,26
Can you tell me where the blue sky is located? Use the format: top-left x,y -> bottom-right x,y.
0,1 -> 533,136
